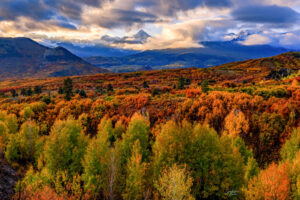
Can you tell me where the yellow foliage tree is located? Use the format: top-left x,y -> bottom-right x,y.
155,164 -> 194,200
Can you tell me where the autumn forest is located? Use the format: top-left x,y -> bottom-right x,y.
0,52 -> 299,200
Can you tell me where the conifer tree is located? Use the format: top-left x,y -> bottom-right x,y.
21,88 -> 27,96
27,88 -> 33,96
79,89 -> 87,98
143,81 -> 149,88
107,84 -> 114,92
11,89 -> 18,97
58,87 -> 64,94
63,78 -> 73,101
34,86 -> 42,95
178,76 -> 185,90
201,79 -> 209,93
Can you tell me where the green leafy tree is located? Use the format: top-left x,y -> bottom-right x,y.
98,117 -> 114,145
153,121 -> 245,199
5,135 -> 20,165
122,140 -> 145,200
120,113 -> 150,165
113,120 -> 125,140
5,114 -> 18,134
0,111 -> 18,134
155,164 -> 194,200
5,121 -> 39,165
281,128 -> 300,161
153,120 -> 193,177
18,121 -> 40,164
117,113 -> 150,196
44,118 -> 88,177
191,125 -> 244,198
0,121 -> 9,145
63,78 -> 73,101
82,120 -> 110,196
231,137 -> 259,182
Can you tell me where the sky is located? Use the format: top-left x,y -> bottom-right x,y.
0,0 -> 299,50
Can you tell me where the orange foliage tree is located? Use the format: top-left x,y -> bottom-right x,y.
245,162 -> 290,200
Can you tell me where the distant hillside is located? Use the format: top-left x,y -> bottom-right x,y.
56,42 -> 138,58
216,51 -> 300,70
0,37 -> 107,80
2,52 -> 299,92
214,51 -> 300,82
84,41 -> 291,72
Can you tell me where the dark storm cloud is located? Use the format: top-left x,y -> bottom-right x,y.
90,9 -> 158,28
232,5 -> 300,25
138,0 -> 232,16
44,0 -> 111,19
0,0 -> 54,21
0,0 -> 109,21
0,0 -> 232,29
55,21 -> 77,30
202,0 -> 232,8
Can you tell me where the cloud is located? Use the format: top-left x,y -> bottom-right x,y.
261,0 -> 300,7
0,0 -> 299,51
138,0 -> 232,16
101,30 -> 151,44
0,0 -> 110,22
109,19 -> 235,50
239,34 -> 271,45
0,0 -> 53,21
232,5 -> 300,26
83,8 -> 158,28
278,31 -> 300,49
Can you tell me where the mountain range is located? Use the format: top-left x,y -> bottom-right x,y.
0,31 -> 298,79
0,37 -> 106,80
84,41 -> 291,73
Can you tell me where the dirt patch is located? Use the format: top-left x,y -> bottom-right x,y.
0,157 -> 17,200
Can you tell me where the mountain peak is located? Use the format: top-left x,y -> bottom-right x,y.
133,30 -> 151,42
100,30 -> 151,45
227,30 -> 262,42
